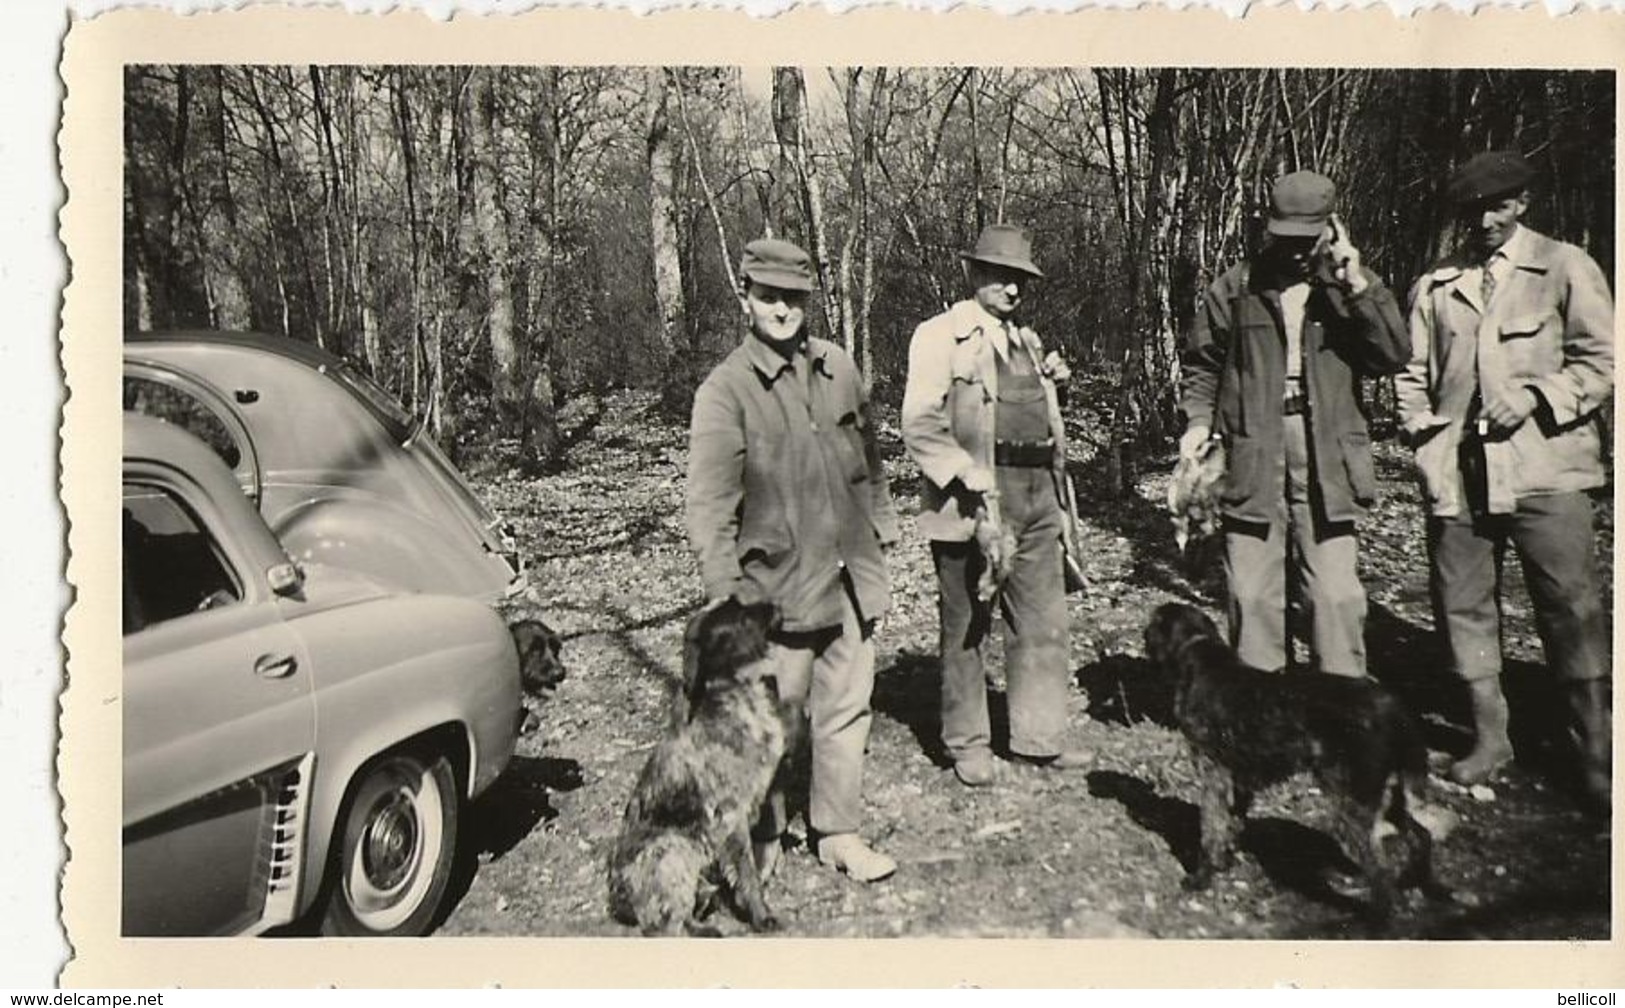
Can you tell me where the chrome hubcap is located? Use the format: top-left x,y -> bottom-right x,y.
361,791 -> 420,892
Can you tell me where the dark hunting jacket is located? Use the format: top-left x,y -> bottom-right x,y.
1181,260 -> 1409,525
685,334 -> 897,633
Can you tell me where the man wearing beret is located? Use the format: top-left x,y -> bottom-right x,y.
1180,171 -> 1409,681
902,223 -> 1089,788
1396,151 -> 1613,815
685,237 -> 899,881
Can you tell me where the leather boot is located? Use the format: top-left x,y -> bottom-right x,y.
1565,678 -> 1612,818
1449,677 -> 1513,786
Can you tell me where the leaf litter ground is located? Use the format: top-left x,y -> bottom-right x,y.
442,389 -> 1611,941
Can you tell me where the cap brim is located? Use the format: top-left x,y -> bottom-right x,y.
1266,218 -> 1326,238
1449,181 -> 1530,205
742,269 -> 815,292
960,252 -> 1045,278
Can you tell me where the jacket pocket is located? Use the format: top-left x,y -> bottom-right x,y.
737,467 -> 793,561
1340,430 -> 1376,505
1218,434 -> 1263,505
835,411 -> 870,484
1500,310 -> 1555,341
949,339 -> 984,385
737,512 -> 794,601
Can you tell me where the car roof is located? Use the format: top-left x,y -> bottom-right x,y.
128,329 -> 347,374
127,329 -> 415,441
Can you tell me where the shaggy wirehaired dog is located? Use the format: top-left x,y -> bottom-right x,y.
1144,602 -> 1443,925
607,597 -> 788,936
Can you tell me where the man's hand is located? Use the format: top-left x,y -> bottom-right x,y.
1482,387 -> 1539,435
1041,350 -> 1071,384
1179,424 -> 1213,461
723,580 -> 769,608
1325,213 -> 1368,295
960,466 -> 997,494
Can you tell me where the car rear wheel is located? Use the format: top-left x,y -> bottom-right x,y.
321,750 -> 459,936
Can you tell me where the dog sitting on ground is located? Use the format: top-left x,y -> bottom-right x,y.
1167,438 -> 1225,556
607,597 -> 789,936
1143,602 -> 1445,925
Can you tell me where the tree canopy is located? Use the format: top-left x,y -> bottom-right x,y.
124,65 -> 1614,480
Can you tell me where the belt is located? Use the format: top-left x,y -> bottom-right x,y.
993,439 -> 1054,468
1283,391 -> 1309,416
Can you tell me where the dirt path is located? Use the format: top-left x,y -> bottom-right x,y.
441,391 -> 1611,941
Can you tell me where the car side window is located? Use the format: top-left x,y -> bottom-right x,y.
123,482 -> 242,635
123,376 -> 243,470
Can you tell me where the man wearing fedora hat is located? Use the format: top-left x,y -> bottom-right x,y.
902,222 -> 1089,788
1396,151 -> 1613,815
1180,171 -> 1409,682
686,237 -> 900,881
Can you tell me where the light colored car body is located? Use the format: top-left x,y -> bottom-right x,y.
123,330 -> 525,604
122,414 -> 520,936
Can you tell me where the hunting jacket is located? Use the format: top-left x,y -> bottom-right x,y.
901,299 -> 1071,542
685,333 -> 897,633
1396,225 -> 1614,517
1181,259 -> 1409,525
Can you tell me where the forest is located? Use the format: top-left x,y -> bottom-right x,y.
124,65 -> 1613,484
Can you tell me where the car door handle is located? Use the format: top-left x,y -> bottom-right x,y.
254,653 -> 299,679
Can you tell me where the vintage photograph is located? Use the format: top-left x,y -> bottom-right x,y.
112,58 -> 1614,945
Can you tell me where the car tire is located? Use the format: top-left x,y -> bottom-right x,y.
320,749 -> 459,937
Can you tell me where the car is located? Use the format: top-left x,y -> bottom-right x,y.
123,329 -> 525,605
123,329 -> 564,696
122,412 -> 522,936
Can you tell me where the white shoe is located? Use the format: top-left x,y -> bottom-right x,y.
817,833 -> 896,883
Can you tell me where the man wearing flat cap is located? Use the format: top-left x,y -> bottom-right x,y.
1181,171 -> 1409,681
1396,151 -> 1613,815
686,237 -> 900,881
902,222 -> 1089,788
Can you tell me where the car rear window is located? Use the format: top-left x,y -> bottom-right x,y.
124,376 -> 243,470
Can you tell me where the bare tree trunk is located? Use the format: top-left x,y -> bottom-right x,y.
522,65 -> 563,468
468,67 -> 524,442
968,67 -> 985,232
770,67 -> 804,239
392,69 -> 427,418
732,68 -> 775,237
360,254 -> 381,376
1106,68 -> 1181,497
672,70 -> 739,293
770,67 -> 838,340
646,68 -> 688,414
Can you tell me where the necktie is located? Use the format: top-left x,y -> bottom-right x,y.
1480,255 -> 1498,308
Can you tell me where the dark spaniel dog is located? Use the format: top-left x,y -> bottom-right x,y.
1145,602 -> 1446,926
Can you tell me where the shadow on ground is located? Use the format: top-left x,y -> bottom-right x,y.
1075,652 -> 1178,728
1087,769 -> 1371,918
440,753 -> 587,929
871,648 -> 1014,767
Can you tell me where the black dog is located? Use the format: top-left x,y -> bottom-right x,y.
1144,602 -> 1444,924
509,618 -> 565,735
606,598 -> 789,936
